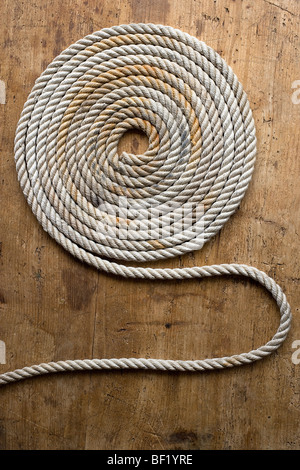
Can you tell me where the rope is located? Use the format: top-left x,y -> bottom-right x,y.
1,23 -> 291,386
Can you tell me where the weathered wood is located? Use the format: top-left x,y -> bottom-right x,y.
0,0 -> 299,450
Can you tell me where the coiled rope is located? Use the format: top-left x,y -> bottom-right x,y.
1,23 -> 291,386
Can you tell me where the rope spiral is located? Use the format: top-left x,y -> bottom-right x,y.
0,23 -> 291,386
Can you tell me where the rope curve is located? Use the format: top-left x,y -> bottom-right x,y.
1,23 -> 291,386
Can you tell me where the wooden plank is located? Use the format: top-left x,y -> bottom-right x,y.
0,0 -> 299,450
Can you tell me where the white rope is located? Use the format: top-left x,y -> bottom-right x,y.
1,23 -> 291,386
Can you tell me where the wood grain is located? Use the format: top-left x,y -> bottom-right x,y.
0,0 -> 299,450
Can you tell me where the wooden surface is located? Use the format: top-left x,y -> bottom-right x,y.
0,0 -> 300,450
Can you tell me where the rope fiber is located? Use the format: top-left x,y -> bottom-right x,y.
1,23 -> 291,386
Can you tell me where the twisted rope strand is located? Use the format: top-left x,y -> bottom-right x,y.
1,24 -> 291,386
0,263 -> 291,386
